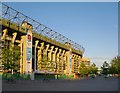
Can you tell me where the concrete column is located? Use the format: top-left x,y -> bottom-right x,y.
66,49 -> 72,75
21,36 -> 27,74
26,31 -> 32,74
20,34 -> 32,74
74,54 -> 77,73
47,46 -> 54,72
74,55 -> 79,73
19,38 -> 23,74
34,40 -> 39,71
53,47 -> 58,62
76,55 -> 79,72
66,51 -> 70,74
60,50 -> 65,73
56,49 -> 61,73
43,44 -> 50,72
22,22 -> 33,74
43,44 -> 49,57
52,47 -> 58,72
45,44 -> 50,52
78,56 -> 81,68
72,54 -> 75,73
12,33 -> 17,43
1,29 -> 7,40
48,46 -> 54,61
37,42 -> 44,70
63,52 -> 67,74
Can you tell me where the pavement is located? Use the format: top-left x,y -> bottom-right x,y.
2,76 -> 119,91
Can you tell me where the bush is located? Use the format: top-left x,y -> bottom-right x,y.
59,74 -> 74,79
2,73 -> 30,80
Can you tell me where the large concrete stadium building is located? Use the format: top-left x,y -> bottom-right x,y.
0,3 -> 89,76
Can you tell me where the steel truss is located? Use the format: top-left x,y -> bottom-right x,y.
1,3 -> 85,53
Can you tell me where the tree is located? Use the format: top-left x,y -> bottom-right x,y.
2,43 -> 21,73
109,64 -> 117,76
101,61 -> 110,76
78,62 -> 89,77
78,62 -> 98,78
110,56 -> 120,76
89,63 -> 98,75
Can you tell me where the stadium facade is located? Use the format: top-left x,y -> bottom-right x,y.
0,3 -> 89,76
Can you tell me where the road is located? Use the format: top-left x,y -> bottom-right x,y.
2,76 -> 119,91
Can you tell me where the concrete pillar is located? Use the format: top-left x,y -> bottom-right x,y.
53,47 -> 58,62
63,52 -> 67,74
74,54 -> 79,73
21,21 -> 33,74
20,34 -> 32,74
1,29 -> 7,40
48,46 -> 54,72
19,39 -> 23,74
78,56 -> 81,68
12,33 -> 17,44
56,49 -> 61,73
60,50 -> 65,73
21,36 -> 27,74
53,47 -> 58,72
45,44 -> 50,52
43,44 -> 49,57
37,42 -> 44,70
34,40 -> 39,71
26,29 -> 32,74
66,51 -> 70,74
76,55 -> 79,72
66,49 -> 72,75
72,54 -> 75,73
48,46 -> 54,61
43,44 -> 50,72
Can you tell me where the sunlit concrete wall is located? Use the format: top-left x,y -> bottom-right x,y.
1,20 -> 83,75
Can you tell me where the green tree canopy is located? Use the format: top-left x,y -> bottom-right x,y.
2,43 -> 21,72
78,62 -> 89,77
101,61 -> 110,75
110,56 -> 120,74
89,63 -> 98,75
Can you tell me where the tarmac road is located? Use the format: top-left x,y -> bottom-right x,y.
2,76 -> 119,91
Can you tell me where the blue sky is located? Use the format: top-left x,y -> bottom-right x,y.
4,2 -> 118,68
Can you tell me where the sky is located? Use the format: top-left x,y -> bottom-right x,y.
3,2 -> 118,68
